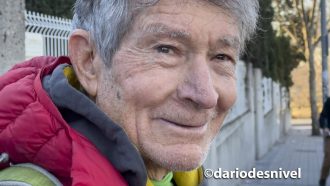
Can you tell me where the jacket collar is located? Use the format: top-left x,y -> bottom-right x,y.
43,64 -> 147,186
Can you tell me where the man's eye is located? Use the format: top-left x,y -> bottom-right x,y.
155,45 -> 173,54
215,54 -> 232,62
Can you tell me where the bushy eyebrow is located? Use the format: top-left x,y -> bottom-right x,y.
215,37 -> 240,51
141,23 -> 191,40
141,23 -> 240,52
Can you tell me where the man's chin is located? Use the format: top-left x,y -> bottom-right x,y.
141,143 -> 209,171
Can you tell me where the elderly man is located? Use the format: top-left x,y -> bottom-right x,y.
0,0 -> 259,185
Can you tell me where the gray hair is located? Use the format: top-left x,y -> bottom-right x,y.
72,0 -> 259,66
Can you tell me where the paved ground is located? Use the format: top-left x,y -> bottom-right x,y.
240,125 -> 325,186
291,119 -> 312,126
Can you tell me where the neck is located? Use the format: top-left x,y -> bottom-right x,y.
144,160 -> 170,181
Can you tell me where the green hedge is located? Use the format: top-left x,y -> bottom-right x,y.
243,0 -> 303,88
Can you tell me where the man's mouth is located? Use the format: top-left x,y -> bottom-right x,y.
160,118 -> 206,128
157,118 -> 208,136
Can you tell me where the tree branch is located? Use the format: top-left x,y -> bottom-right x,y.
297,0 -> 309,54
310,0 -> 317,27
282,26 -> 298,44
314,28 -> 330,47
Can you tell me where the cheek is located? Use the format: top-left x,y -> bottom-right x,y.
114,67 -> 182,108
111,55 -> 170,106
216,78 -> 237,112
206,78 -> 236,138
97,73 -> 123,110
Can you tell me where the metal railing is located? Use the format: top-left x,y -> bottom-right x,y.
25,11 -> 72,57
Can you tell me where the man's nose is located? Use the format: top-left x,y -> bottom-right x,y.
177,57 -> 219,109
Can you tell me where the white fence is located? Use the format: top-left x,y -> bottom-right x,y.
25,11 -> 71,59
224,63 -> 279,125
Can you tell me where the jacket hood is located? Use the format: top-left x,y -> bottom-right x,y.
42,63 -> 147,186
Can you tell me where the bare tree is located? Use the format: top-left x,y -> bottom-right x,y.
273,0 -> 330,135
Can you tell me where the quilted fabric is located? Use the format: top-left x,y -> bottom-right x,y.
0,56 -> 127,186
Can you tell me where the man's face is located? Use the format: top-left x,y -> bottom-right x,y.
96,0 -> 239,171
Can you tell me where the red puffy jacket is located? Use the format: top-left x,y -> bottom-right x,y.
0,57 -> 127,186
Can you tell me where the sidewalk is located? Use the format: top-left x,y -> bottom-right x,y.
240,125 -> 324,186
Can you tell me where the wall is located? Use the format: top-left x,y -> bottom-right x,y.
204,63 -> 291,186
0,0 -> 25,74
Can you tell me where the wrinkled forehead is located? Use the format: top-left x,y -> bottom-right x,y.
130,0 -> 241,51
132,0 -> 241,45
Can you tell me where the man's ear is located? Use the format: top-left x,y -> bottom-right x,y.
68,29 -> 99,98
